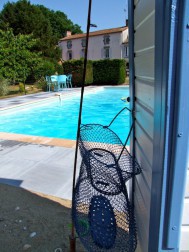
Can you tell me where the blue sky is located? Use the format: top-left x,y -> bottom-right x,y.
0,0 -> 128,32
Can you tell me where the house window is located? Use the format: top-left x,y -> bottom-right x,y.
103,35 -> 110,45
104,47 -> 110,59
123,45 -> 129,58
67,40 -> 72,49
67,51 -> 72,60
81,49 -> 85,58
81,39 -> 86,47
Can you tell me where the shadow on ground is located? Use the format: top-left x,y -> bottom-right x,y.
0,183 -> 86,252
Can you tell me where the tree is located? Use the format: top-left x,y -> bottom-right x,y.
0,29 -> 42,83
0,29 -> 15,81
0,0 -> 82,59
37,5 -> 82,40
0,1 -> 53,56
0,1 -> 82,82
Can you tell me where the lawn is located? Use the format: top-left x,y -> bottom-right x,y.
0,84 -> 42,99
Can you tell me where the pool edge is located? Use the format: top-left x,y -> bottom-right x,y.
0,132 -> 76,148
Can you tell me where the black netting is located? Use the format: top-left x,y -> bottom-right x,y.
73,161 -> 137,252
79,124 -> 141,182
72,108 -> 141,252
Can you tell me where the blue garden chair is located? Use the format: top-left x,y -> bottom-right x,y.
58,75 -> 68,90
45,76 -> 52,92
50,75 -> 59,91
66,74 -> 72,88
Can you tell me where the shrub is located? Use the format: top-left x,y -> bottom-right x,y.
63,59 -> 93,86
0,78 -> 9,96
85,60 -> 93,85
19,83 -> 25,93
33,59 -> 64,83
36,77 -> 47,91
93,59 -> 126,85
55,63 -> 64,75
34,60 -> 56,80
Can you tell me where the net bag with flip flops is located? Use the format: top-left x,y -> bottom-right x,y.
72,107 -> 141,252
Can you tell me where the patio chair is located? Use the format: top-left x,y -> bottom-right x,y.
45,76 -> 52,92
58,75 -> 67,90
66,74 -> 72,88
50,75 -> 59,91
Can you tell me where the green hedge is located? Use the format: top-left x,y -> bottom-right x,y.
93,59 -> 126,85
63,59 -> 93,87
33,59 -> 64,81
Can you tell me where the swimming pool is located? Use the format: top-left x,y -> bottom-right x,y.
0,87 -> 130,143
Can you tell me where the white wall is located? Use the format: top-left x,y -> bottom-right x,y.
59,29 -> 128,61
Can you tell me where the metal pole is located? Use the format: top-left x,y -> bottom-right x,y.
70,1 -> 93,251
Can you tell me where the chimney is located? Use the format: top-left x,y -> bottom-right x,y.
66,31 -> 72,37
126,19 -> 128,27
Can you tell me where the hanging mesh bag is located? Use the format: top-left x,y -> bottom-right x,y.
72,106 -> 141,251
79,107 -> 141,182
72,149 -> 137,252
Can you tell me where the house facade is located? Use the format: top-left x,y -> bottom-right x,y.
58,26 -> 129,62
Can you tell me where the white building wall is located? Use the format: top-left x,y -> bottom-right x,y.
59,29 -> 128,61
121,29 -> 129,59
122,29 -> 128,43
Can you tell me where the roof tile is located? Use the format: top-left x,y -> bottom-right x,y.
59,26 -> 128,41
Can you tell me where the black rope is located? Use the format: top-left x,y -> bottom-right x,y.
103,105 -> 135,163
117,120 -> 135,162
104,106 -> 132,128
71,0 -> 92,240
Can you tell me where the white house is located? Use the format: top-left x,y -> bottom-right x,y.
59,26 -> 129,62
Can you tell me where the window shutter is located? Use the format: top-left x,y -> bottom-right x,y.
101,48 -> 104,59
109,47 -> 112,59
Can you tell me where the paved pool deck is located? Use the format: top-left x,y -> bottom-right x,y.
0,138 -> 81,200
0,89 -> 92,200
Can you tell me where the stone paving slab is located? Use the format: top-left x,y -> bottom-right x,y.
0,139 -> 81,200
0,156 -> 37,178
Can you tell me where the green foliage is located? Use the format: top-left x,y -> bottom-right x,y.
0,1 -> 82,85
37,5 -> 82,39
85,61 -> 93,85
93,59 -> 126,85
55,63 -> 64,75
33,59 -> 64,80
34,59 -> 56,80
0,78 -> 9,96
0,29 -> 15,81
0,0 -> 82,59
63,60 -> 93,86
0,0 -> 52,56
19,82 -> 25,93
0,29 -> 42,83
36,77 -> 47,91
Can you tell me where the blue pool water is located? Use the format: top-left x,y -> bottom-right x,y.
0,87 -> 130,143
